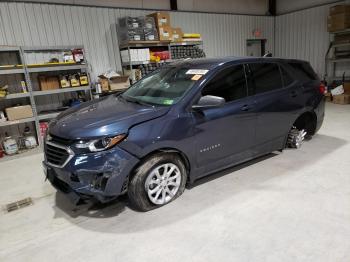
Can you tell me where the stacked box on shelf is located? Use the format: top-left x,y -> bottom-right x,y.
120,49 -> 150,63
143,17 -> 159,41
171,28 -> 183,42
118,17 -> 145,43
328,5 -> 350,32
147,12 -> 172,41
118,16 -> 160,43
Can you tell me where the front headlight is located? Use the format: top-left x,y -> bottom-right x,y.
75,134 -> 127,152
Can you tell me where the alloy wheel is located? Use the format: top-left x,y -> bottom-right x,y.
145,163 -> 182,205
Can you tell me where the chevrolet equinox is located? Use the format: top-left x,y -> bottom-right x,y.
44,57 -> 325,211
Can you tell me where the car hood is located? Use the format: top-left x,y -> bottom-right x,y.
49,95 -> 170,140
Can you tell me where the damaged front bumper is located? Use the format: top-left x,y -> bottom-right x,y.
43,145 -> 139,204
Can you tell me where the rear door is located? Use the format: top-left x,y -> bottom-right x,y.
192,64 -> 256,174
245,62 -> 303,155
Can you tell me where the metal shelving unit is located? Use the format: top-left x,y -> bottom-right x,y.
0,45 -> 92,149
27,64 -> 87,73
325,29 -> 350,82
3,92 -> 30,99
0,117 -> 36,127
22,45 -> 84,51
119,40 -> 204,82
32,86 -> 91,96
37,112 -> 60,120
0,68 -> 25,75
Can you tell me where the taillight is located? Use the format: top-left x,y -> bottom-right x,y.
319,83 -> 326,94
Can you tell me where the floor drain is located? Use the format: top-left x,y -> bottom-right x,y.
5,197 -> 33,213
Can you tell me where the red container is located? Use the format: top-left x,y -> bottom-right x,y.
72,49 -> 84,63
153,51 -> 170,60
40,122 -> 49,138
0,149 -> 4,158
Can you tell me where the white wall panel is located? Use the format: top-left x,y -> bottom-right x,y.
177,0 -> 268,15
12,0 -> 268,14
276,0 -> 342,14
275,3 -> 341,77
0,2 -> 275,80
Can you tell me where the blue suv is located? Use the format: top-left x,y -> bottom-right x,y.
44,57 -> 325,211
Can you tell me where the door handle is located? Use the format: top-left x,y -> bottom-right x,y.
290,91 -> 298,98
241,105 -> 250,111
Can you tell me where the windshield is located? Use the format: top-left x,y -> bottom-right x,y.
122,66 -> 200,106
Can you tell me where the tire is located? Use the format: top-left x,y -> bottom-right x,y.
128,153 -> 187,212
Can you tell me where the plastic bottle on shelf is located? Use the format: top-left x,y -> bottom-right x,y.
23,126 -> 37,149
3,133 -> 18,155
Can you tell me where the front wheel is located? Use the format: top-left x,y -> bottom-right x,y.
128,153 -> 187,211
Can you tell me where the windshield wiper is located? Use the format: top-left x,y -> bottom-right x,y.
120,95 -> 153,106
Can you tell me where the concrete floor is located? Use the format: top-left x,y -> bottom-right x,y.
0,102 -> 350,262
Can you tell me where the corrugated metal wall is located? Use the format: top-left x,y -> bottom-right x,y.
275,2 -> 348,78
0,2 -> 274,80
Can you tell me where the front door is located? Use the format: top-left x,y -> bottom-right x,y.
191,64 -> 256,177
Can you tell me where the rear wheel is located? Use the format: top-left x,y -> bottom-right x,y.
128,153 -> 187,211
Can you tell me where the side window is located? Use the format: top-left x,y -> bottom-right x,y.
202,64 -> 247,102
280,65 -> 294,87
288,62 -> 317,82
248,63 -> 283,94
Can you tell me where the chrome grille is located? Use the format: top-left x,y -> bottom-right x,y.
45,141 -> 74,168
49,134 -> 73,146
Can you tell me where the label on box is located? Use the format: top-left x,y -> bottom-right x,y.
132,22 -> 139,28
173,34 -> 179,39
163,32 -> 169,37
186,69 -> 209,75
160,18 -> 167,24
148,35 -> 155,40
134,35 -> 141,41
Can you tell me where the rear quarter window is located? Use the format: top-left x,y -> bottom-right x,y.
280,66 -> 295,87
288,62 -> 317,82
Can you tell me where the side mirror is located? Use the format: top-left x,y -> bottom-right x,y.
192,95 -> 225,110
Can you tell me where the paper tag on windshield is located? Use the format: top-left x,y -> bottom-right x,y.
186,69 -> 209,75
191,74 -> 202,81
163,99 -> 173,105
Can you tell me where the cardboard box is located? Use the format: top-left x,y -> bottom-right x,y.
109,76 -> 130,91
38,76 -> 60,91
332,94 -> 350,104
147,12 -> 170,29
171,27 -> 183,42
99,77 -> 109,92
158,26 -> 173,41
330,5 -> 350,15
344,82 -> 350,94
324,92 -> 332,102
328,13 -> 350,25
121,48 -> 150,62
328,13 -> 350,32
5,105 -> 33,121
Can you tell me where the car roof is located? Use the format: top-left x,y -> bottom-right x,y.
169,57 -> 309,70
